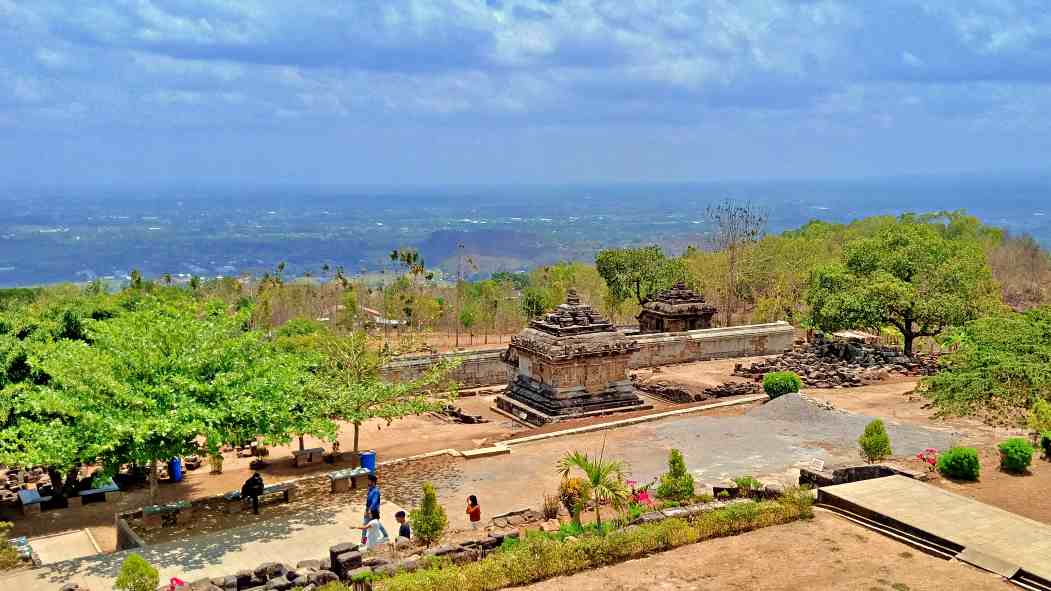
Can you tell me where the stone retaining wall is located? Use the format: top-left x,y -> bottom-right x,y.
383,322 -> 795,388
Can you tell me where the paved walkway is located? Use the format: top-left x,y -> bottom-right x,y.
820,475 -> 1051,581
2,500 -> 403,590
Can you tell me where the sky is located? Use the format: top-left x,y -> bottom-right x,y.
3,1 -> 1051,186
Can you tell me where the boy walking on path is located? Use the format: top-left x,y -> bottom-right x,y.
363,474 -> 390,543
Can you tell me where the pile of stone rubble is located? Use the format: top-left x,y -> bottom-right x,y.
732,336 -> 939,388
633,377 -> 761,403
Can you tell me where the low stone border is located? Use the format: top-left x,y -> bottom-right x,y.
798,462 -> 927,489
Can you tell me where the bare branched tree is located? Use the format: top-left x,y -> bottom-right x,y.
706,199 -> 768,325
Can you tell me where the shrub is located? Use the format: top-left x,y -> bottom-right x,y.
733,476 -> 762,493
114,554 -> 158,591
541,493 -> 560,520
858,419 -> 893,463
763,371 -> 802,399
409,483 -> 448,547
1029,399 -> 1051,434
0,522 -> 21,571
558,477 -> 589,523
937,447 -> 981,481
916,448 -> 939,472
1042,432 -> 1051,459
998,438 -> 1034,473
655,449 -> 695,503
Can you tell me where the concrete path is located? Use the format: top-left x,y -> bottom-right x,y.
2,500 -> 403,590
29,530 -> 100,565
820,475 -> 1051,581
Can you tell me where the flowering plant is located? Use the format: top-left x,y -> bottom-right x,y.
916,448 -> 938,472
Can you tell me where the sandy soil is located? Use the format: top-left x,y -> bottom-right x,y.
517,511 -> 1011,591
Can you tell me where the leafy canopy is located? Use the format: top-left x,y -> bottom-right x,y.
919,306 -> 1051,425
807,216 -> 999,355
596,246 -> 685,306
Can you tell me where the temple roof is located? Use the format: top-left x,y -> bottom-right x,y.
507,289 -> 638,362
639,282 -> 717,317
528,289 -> 616,337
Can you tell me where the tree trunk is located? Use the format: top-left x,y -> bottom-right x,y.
353,422 -> 361,454
903,329 -> 915,357
298,435 -> 305,451
149,458 -> 159,503
594,505 -> 602,527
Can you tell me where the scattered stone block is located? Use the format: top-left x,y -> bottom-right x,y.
345,566 -> 373,582
253,563 -> 286,582
333,551 -> 362,578
307,571 -> 338,586
264,576 -> 291,591
539,518 -> 561,532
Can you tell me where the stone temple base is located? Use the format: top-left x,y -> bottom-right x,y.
494,375 -> 649,426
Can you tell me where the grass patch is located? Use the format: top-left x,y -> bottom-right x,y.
367,490 -> 813,591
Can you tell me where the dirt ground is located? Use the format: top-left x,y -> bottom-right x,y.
518,511 -> 1011,591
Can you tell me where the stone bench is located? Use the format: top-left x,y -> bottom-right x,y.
292,447 -> 326,468
18,489 -> 50,516
142,499 -> 194,529
224,482 -> 297,513
75,479 -> 120,507
327,467 -> 372,493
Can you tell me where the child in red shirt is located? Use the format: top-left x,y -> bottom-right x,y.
466,494 -> 481,530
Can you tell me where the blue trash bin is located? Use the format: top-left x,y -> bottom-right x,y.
359,450 -> 377,473
168,457 -> 184,483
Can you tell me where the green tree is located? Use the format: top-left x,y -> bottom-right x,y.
807,217 -> 998,355
310,332 -> 460,453
409,482 -> 448,546
556,449 -> 630,526
858,419 -> 893,463
114,554 -> 158,591
596,246 -> 685,307
655,449 -> 695,503
0,294 -> 328,502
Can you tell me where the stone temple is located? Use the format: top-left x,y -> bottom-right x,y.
496,290 -> 648,425
637,282 -> 717,333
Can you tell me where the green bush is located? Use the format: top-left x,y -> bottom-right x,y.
937,447 -> 981,481
655,449 -> 695,503
733,476 -> 762,492
763,371 -> 802,399
558,477 -> 589,523
409,483 -> 448,547
998,438 -> 1034,473
858,419 -> 893,463
1029,399 -> 1051,434
0,522 -> 21,571
114,554 -> 158,591
372,494 -> 813,591
1042,432 -> 1051,459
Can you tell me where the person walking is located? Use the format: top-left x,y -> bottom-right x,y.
363,474 -> 390,543
466,494 -> 481,530
352,508 -> 388,553
242,472 -> 264,515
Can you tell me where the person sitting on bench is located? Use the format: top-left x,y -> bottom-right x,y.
242,472 -> 264,515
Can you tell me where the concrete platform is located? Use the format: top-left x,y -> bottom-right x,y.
819,476 -> 1051,585
27,529 -> 100,565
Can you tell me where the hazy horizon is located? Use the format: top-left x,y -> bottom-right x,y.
5,3 -> 1051,185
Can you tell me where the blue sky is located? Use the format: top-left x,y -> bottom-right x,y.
3,1 -> 1051,185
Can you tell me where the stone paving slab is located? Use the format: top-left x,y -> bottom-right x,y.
820,475 -> 1051,581
29,529 -> 100,565
1,500 -> 403,590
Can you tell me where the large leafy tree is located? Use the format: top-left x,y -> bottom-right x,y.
807,217 -> 999,356
596,246 -> 685,307
309,332 -> 460,454
0,294 -> 329,501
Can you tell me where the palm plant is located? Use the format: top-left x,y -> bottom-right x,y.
556,449 -> 630,527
